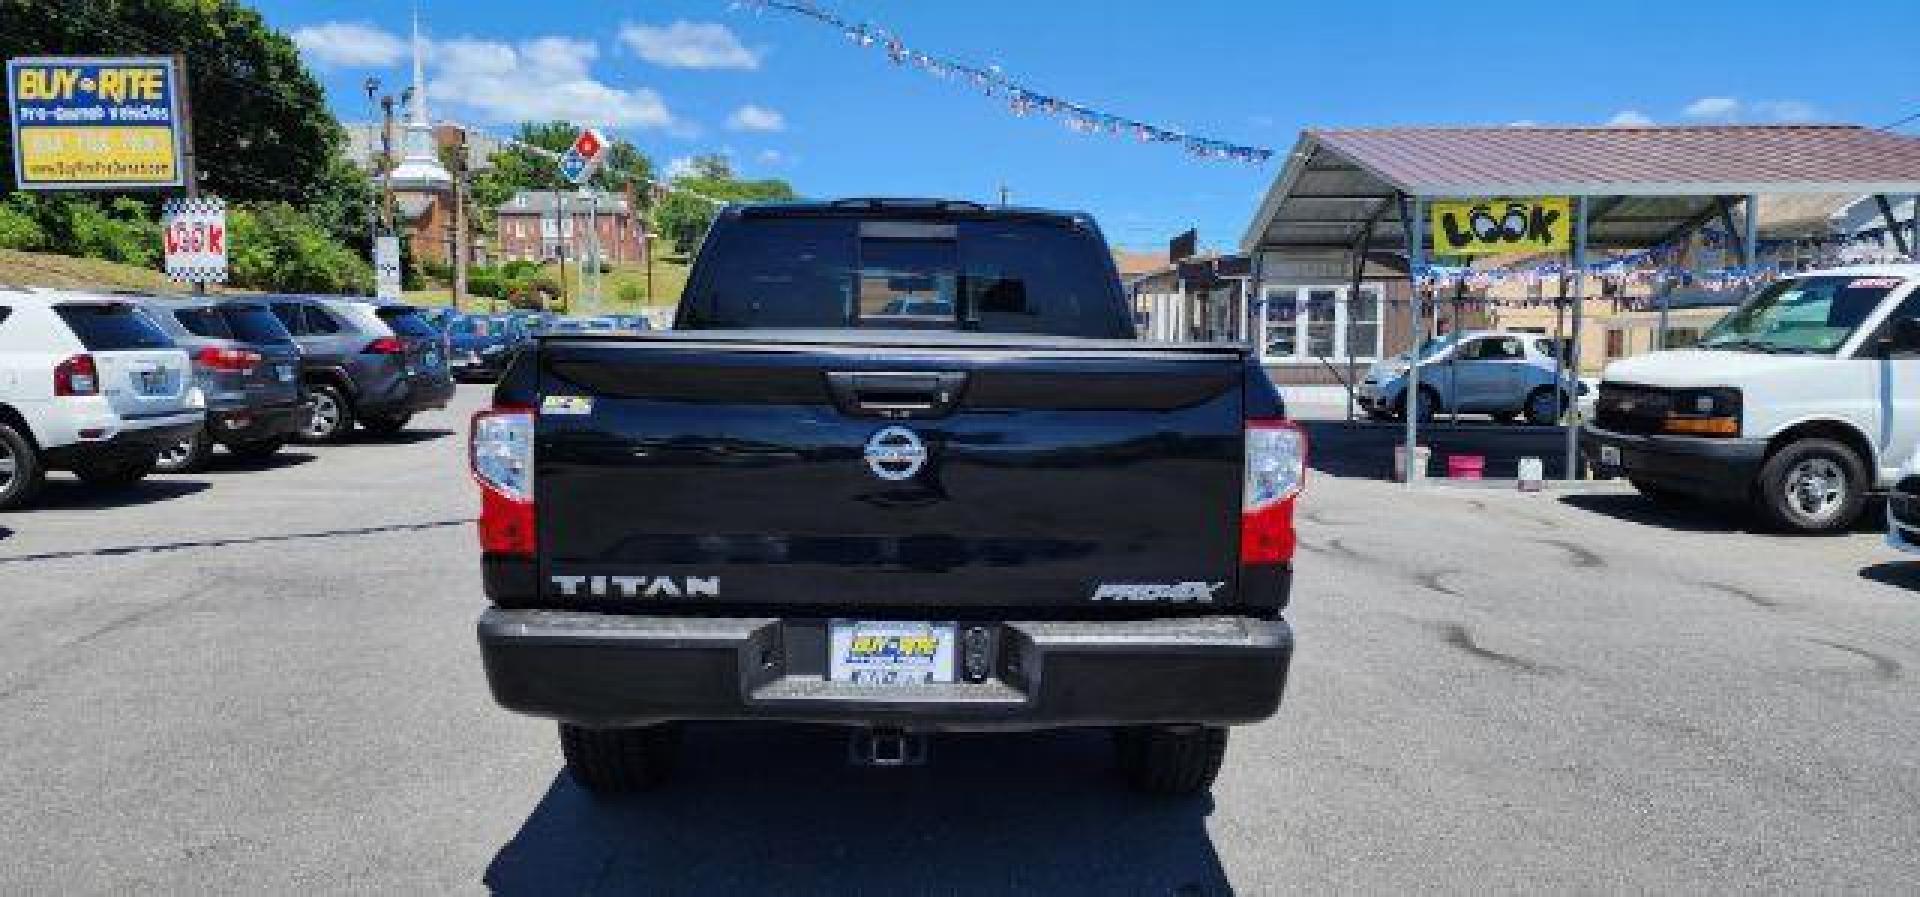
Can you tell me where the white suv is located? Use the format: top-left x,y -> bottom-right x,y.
0,288 -> 203,510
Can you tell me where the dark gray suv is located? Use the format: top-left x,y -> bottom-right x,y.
266,296 -> 455,442
131,295 -> 308,472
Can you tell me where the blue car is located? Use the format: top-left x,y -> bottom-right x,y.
445,313 -> 529,382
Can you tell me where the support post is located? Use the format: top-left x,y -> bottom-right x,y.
1876,194 -> 1911,258
1402,195 -> 1426,487
172,54 -> 205,296
1344,206 -> 1383,422
1565,195 -> 1589,483
1743,193 -> 1761,277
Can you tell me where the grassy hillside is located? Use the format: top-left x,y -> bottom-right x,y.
407,252 -> 692,316
0,248 -> 252,294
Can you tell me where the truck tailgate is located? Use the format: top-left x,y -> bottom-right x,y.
532,333 -> 1250,614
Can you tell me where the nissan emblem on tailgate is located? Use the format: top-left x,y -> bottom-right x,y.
864,426 -> 928,481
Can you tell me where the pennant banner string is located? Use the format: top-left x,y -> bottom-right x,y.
733,0 -> 1276,164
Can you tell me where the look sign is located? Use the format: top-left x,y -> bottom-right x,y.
1430,197 -> 1571,255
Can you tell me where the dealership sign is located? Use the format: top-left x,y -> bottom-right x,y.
161,197 -> 227,284
6,56 -> 186,190
1430,197 -> 1570,255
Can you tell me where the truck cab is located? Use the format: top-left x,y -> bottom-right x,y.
1584,264 -> 1920,533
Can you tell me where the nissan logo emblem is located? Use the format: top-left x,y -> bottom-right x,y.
863,426 -> 928,481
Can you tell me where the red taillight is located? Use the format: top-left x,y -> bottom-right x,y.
194,346 -> 261,372
1242,418 -> 1307,565
54,354 -> 99,396
472,405 -> 535,556
364,336 -> 407,355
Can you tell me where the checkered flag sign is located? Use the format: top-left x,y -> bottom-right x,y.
161,197 -> 228,284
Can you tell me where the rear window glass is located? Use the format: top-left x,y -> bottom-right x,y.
682,215 -> 1129,337
57,303 -> 172,350
377,307 -> 439,340
174,307 -> 233,339
221,304 -> 293,343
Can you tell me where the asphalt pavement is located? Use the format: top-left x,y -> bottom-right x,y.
2,384 -> 1916,893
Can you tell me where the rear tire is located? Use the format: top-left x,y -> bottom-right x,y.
153,427 -> 213,473
227,437 -> 287,461
72,453 -> 156,489
1394,387 -> 1439,424
559,723 -> 680,794
299,384 -> 355,444
1115,725 -> 1229,796
0,421 -> 46,511
1755,438 -> 1868,534
1523,386 -> 1566,426
360,413 -> 412,438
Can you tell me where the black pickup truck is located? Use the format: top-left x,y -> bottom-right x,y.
472,199 -> 1304,796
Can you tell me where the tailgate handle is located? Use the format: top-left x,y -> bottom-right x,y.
826,371 -> 968,418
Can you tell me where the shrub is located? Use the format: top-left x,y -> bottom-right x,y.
67,197 -> 159,267
466,266 -> 504,299
228,203 -> 374,294
0,195 -> 45,250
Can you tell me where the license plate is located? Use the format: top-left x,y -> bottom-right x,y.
1600,445 -> 1621,466
275,364 -> 294,383
829,620 -> 956,686
134,370 -> 167,395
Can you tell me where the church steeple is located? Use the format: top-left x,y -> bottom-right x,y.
388,2 -> 453,200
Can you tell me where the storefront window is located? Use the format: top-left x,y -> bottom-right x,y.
1260,285 -> 1384,363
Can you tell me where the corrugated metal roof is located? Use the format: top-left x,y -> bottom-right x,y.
1242,125 -> 1920,254
1310,125 -> 1920,196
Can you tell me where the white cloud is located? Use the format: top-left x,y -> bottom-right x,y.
1753,99 -> 1820,122
1682,96 -> 1741,120
618,21 -> 760,70
430,36 -> 674,129
666,156 -> 698,178
1506,119 -> 1539,128
756,149 -> 787,166
726,104 -> 785,132
1606,110 -> 1654,126
292,21 -> 407,67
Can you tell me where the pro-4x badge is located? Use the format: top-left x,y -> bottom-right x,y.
863,426 -> 927,481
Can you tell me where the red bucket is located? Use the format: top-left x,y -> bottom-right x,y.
1446,454 -> 1485,480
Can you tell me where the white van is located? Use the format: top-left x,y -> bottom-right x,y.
1584,264 -> 1920,534
0,288 -> 202,510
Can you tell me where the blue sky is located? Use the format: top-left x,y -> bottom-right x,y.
261,0 -> 1920,253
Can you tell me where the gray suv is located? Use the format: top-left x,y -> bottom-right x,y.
265,296 -> 455,442
131,295 -> 308,471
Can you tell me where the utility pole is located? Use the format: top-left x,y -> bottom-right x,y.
173,53 -> 206,296
998,183 -> 1010,208
450,128 -> 469,310
553,186 -> 569,314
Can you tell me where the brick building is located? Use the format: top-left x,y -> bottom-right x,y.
495,191 -> 650,267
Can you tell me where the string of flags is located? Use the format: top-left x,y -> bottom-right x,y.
1410,223 -> 1917,294
733,0 -> 1276,165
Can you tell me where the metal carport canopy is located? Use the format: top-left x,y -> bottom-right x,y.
1242,124 -> 1920,254
1238,124 -> 1920,486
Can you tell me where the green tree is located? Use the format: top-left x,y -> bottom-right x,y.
654,156 -> 797,254
228,203 -> 373,294
0,0 -> 351,204
469,121 -> 655,232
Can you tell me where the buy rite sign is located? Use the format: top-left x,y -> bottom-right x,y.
6,56 -> 186,190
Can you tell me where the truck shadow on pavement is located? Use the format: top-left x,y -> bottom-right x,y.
485,724 -> 1231,896
1559,493 -> 1886,536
